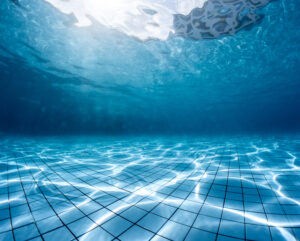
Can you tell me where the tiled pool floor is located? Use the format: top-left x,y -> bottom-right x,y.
0,136 -> 300,241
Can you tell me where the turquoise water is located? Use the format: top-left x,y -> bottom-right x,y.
0,0 -> 300,240
1,136 -> 300,240
0,0 -> 299,134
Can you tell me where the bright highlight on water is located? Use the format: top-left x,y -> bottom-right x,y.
45,0 -> 271,40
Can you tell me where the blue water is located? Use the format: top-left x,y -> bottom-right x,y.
0,0 -> 300,240
1,136 -> 300,241
0,0 -> 299,134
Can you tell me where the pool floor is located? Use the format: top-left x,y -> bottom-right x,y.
0,136 -> 300,241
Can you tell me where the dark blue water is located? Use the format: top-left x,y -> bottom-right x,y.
0,0 -> 300,241
0,0 -> 299,135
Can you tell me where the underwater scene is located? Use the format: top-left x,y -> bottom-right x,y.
0,0 -> 300,240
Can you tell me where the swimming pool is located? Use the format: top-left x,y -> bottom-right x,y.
0,0 -> 300,240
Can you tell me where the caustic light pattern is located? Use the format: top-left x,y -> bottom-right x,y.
0,136 -> 300,241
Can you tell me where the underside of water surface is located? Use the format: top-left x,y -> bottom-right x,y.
0,0 -> 300,240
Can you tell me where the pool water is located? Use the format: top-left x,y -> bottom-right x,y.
1,136 -> 300,241
0,0 -> 300,240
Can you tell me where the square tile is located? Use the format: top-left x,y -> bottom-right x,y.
170,209 -> 197,226
219,220 -> 244,239
119,225 -> 153,241
78,227 -> 113,241
14,223 -> 39,241
68,216 -> 95,237
43,226 -> 74,241
102,215 -> 132,237
193,215 -> 220,233
185,228 -> 216,241
138,213 -> 167,233
157,221 -> 190,241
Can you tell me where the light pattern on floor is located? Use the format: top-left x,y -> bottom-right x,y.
0,136 -> 300,241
